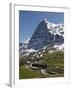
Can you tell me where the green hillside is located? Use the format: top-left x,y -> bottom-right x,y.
19,51 -> 64,79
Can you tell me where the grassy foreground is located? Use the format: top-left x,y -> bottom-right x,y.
41,51 -> 64,68
19,51 -> 64,79
19,66 -> 46,79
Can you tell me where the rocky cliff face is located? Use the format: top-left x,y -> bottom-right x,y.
28,19 -> 64,50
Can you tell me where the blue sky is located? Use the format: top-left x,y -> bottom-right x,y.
19,10 -> 64,42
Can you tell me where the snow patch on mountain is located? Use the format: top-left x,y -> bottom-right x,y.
25,48 -> 36,53
53,44 -> 64,51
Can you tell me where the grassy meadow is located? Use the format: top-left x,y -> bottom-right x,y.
19,51 -> 64,79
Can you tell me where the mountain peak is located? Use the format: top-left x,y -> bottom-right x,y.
19,19 -> 64,56
41,19 -> 50,25
28,19 -> 64,50
42,19 -> 48,23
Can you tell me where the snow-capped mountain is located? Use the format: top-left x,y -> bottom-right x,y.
19,19 -> 64,56
28,19 -> 64,50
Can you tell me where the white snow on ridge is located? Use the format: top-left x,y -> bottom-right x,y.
25,48 -> 36,53
45,19 -> 64,36
53,44 -> 64,50
20,48 -> 37,56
